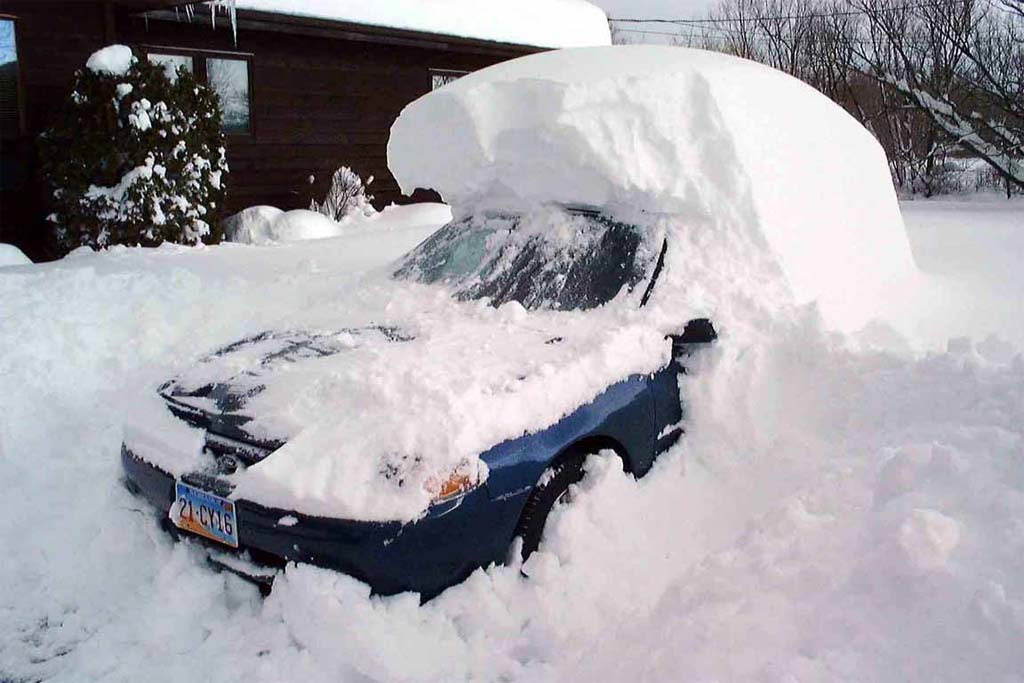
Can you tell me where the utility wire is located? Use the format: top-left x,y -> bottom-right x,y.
607,0 -> 973,25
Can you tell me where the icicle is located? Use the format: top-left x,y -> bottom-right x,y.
209,0 -> 238,46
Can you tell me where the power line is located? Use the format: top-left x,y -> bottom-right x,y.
607,0 -> 971,26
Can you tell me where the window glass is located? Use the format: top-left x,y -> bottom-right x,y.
430,69 -> 467,90
0,19 -> 20,138
395,211 -> 653,311
148,52 -> 194,83
207,57 -> 251,134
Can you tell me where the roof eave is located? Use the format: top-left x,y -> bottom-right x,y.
139,6 -> 552,56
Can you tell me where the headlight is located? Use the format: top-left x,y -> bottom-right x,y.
427,460 -> 488,503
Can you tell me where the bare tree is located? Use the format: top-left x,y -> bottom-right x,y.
853,0 -> 1023,192
685,0 -> 1022,193
309,167 -> 375,222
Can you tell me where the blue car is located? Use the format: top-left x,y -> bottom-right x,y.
122,209 -> 717,598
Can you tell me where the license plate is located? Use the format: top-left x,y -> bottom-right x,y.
171,481 -> 239,548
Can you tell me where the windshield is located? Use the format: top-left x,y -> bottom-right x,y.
394,210 -> 655,311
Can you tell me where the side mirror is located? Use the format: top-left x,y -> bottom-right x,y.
670,318 -> 717,357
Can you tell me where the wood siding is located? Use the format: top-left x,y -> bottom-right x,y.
0,1 -> 537,259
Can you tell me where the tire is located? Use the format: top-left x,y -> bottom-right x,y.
513,451 -> 589,562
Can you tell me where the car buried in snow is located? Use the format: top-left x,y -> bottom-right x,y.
121,208 -> 717,598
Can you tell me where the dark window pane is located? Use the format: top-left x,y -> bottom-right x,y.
0,19 -> 20,138
395,211 -> 652,311
148,52 -> 194,83
207,57 -> 250,134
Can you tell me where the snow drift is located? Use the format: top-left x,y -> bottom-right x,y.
224,203 -> 454,244
1,201 -> 1022,682
389,46 -> 917,331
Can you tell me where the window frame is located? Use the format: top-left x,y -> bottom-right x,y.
141,45 -> 255,138
0,14 -> 26,140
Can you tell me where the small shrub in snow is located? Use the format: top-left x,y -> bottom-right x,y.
41,45 -> 228,254
310,167 -> 376,222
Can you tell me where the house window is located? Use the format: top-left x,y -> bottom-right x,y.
145,49 -> 252,135
148,52 -> 194,83
430,68 -> 467,91
207,57 -> 250,134
0,18 -> 21,138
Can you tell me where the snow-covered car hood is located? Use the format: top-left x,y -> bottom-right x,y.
128,263 -> 672,522
158,326 -> 416,449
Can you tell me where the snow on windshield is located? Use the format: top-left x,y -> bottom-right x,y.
394,208 -> 659,311
389,46 -> 918,332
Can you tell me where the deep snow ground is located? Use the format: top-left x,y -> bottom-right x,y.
1,198 -> 1022,682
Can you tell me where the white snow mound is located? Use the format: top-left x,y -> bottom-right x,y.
223,205 -> 285,243
0,243 -> 32,267
86,45 -> 135,76
389,46 -> 917,331
224,208 -> 342,244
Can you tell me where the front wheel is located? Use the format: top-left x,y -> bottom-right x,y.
513,452 -> 589,561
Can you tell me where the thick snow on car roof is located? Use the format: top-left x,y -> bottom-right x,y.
231,0 -> 612,48
389,46 -> 917,331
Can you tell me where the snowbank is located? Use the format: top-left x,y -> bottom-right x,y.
85,44 -> 134,76
389,46 -> 916,331
0,243 -> 32,267
225,203 -> 454,245
0,200 -> 1022,681
232,0 -> 611,48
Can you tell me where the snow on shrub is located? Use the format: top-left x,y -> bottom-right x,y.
41,45 -> 228,254
310,166 -> 376,222
223,207 -> 343,244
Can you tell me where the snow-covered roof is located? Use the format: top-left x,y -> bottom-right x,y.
228,0 -> 612,49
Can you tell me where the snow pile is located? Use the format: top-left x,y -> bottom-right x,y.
0,200 -> 1022,681
232,0 -> 611,48
225,203 -> 453,245
222,205 -> 284,243
390,46 -> 916,331
223,208 -> 341,243
85,44 -> 134,76
0,243 -> 32,267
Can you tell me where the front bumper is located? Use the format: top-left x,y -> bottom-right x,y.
122,444 -> 525,598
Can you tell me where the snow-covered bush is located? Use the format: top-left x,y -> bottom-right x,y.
310,166 -> 376,222
222,205 -> 284,243
223,206 -> 345,244
40,45 -> 228,254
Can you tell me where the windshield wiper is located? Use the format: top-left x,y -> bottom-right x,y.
640,238 -> 668,308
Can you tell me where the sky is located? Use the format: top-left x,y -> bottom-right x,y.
590,0 -> 719,44
591,0 -> 716,20
0,20 -> 16,65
